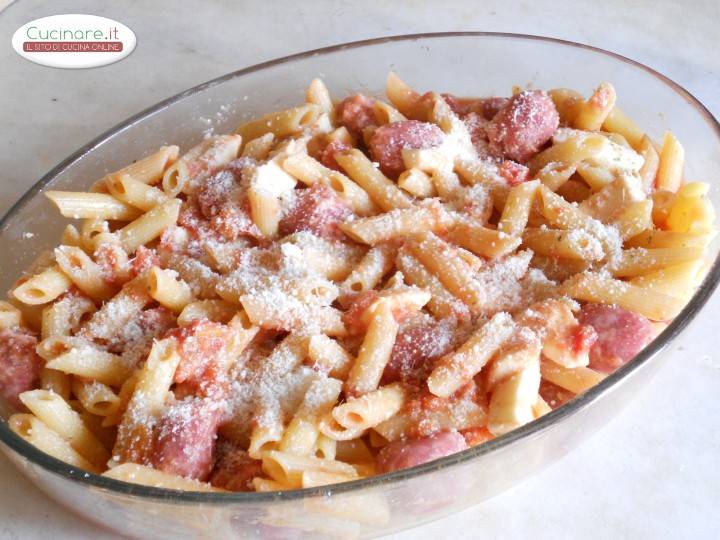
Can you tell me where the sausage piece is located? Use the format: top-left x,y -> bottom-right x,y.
486,90 -> 559,162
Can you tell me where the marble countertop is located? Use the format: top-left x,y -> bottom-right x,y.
0,0 -> 719,538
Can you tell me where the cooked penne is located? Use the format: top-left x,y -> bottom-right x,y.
345,302 -> 399,396
260,450 -> 358,489
12,265 -> 72,306
162,135 -> 242,196
40,294 -> 96,339
601,107 -> 645,150
107,173 -> 169,212
103,463 -> 224,491
90,145 -> 179,191
340,244 -> 396,295
574,83 -> 616,131
241,132 -> 275,160
116,198 -> 181,253
0,300 -> 22,329
306,78 -> 334,116
561,272 -> 687,321
177,299 -> 238,325
114,338 -> 181,463
398,168 -> 435,198
638,135 -> 660,192
279,377 -> 342,455
40,336 -> 134,387
334,149 -> 413,211
407,232 -> 484,307
428,313 -> 516,398
385,71 -> 424,118
147,266 -> 193,313
449,222 -> 522,259
19,389 -> 110,467
71,378 -> 122,417
54,245 -> 116,302
666,182 -> 716,233
614,200 -> 654,241
498,180 -> 540,236
540,359 -> 605,394
522,227 -> 604,261
330,383 -> 406,433
9,413 -> 99,472
340,203 -> 453,245
609,247 -> 704,277
282,152 -> 378,216
656,131 -> 685,193
625,229 -> 715,249
630,259 -> 705,298
372,100 -> 407,125
45,191 -> 142,221
236,104 -> 322,142
395,246 -> 469,320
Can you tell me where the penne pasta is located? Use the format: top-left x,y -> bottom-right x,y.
334,149 -> 413,211
45,191 -> 141,221
340,203 -> 454,245
561,272 -> 687,321
428,313 -> 516,398
574,82 -> 616,131
9,413 -> 99,472
656,131 -> 685,193
106,173 -> 169,212
236,104 -> 322,142
12,265 -> 72,306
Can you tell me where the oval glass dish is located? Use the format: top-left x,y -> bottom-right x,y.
1,33 -> 719,540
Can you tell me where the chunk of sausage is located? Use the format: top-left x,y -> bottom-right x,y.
498,160 -> 531,186
382,318 -> 456,385
376,431 -> 468,473
169,319 -> 233,399
130,246 -> 160,278
486,90 -> 559,162
197,169 -> 238,219
368,120 -> 445,178
336,94 -> 378,138
153,397 -> 223,481
439,94 -> 509,120
342,290 -> 380,335
106,306 -> 176,366
319,140 -> 352,172
480,97 -> 511,120
539,380 -> 575,409
278,183 -> 352,241
210,442 -> 263,491
0,328 -> 42,410
461,112 -> 491,157
578,303 -> 654,373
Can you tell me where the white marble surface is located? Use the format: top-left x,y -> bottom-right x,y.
0,1 -> 719,538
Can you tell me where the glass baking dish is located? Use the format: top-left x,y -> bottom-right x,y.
0,33 -> 718,539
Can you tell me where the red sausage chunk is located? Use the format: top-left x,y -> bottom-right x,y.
0,328 -> 42,410
336,94 -> 378,138
152,397 -> 223,480
278,183 -> 352,241
368,120 -> 445,178
376,431 -> 468,473
579,303 -> 654,373
486,90 -> 559,162
382,318 -> 456,385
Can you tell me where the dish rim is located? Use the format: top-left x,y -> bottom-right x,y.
1,31 -> 719,504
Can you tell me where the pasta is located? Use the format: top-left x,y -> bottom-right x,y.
0,74 -> 715,494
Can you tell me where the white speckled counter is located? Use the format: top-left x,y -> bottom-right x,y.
0,1 -> 718,538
